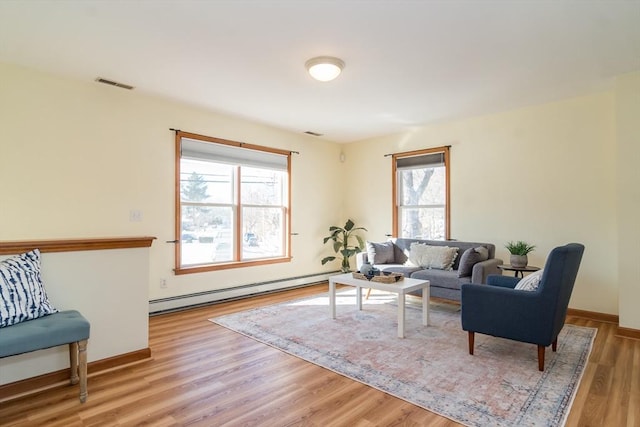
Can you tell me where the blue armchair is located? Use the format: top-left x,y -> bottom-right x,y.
461,243 -> 585,371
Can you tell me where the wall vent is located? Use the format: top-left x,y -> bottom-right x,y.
304,131 -> 323,137
95,77 -> 135,90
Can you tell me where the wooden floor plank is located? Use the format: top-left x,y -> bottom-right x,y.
0,284 -> 635,426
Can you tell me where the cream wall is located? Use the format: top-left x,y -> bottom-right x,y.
0,61 -> 636,330
344,92 -> 620,316
0,62 -> 343,308
615,73 -> 640,330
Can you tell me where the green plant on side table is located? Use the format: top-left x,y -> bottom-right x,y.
321,219 -> 367,273
505,240 -> 536,268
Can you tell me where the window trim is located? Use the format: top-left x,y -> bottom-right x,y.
392,146 -> 450,240
174,130 -> 292,275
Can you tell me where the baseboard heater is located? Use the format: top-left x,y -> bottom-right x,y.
148,272 -> 336,315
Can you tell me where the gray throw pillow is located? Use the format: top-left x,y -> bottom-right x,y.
366,241 -> 395,264
457,246 -> 490,277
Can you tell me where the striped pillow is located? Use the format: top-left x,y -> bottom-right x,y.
0,249 -> 58,328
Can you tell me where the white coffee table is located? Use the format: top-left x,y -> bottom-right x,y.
328,273 -> 430,338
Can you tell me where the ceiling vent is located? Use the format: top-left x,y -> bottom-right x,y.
304,131 -> 323,137
95,77 -> 134,90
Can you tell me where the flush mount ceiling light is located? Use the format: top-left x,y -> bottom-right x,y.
305,56 -> 345,82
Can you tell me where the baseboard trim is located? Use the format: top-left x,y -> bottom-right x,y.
566,308 -> 619,324
87,347 -> 152,375
149,271 -> 337,314
566,308 -> 640,340
616,327 -> 640,340
0,347 -> 151,402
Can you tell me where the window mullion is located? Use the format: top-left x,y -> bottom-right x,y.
235,165 -> 242,262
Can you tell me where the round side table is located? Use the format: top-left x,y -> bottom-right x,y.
498,264 -> 540,278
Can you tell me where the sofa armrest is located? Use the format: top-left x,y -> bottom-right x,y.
470,258 -> 504,284
356,251 -> 369,271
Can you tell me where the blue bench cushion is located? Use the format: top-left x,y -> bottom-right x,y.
0,310 -> 90,358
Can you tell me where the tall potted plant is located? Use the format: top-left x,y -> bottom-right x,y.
505,240 -> 536,268
321,219 -> 367,273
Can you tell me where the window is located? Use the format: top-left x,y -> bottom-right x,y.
175,131 -> 291,274
393,146 -> 450,240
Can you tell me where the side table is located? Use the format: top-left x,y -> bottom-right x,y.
498,264 -> 540,278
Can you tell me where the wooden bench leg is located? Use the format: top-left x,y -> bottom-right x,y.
78,339 -> 88,403
69,342 -> 79,385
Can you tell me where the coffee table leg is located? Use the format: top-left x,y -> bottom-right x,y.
356,286 -> 363,311
329,279 -> 336,319
422,283 -> 430,326
398,293 -> 406,338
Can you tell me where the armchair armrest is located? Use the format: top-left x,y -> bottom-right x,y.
486,275 -> 520,288
461,283 -> 553,346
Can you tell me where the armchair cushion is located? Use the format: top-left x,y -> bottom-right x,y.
514,269 -> 544,291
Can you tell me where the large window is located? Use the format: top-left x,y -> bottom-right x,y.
393,146 -> 450,240
175,131 -> 291,274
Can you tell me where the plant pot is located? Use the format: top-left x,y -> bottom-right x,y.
510,254 -> 528,268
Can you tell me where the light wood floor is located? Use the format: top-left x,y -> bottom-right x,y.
1,283 -> 638,426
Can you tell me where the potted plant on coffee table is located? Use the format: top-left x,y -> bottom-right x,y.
505,240 -> 536,268
321,219 -> 367,273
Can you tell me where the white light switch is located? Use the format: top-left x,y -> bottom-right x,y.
129,210 -> 143,222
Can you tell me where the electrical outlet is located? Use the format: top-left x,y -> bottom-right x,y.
160,279 -> 167,288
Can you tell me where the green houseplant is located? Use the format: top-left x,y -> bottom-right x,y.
321,219 -> 367,273
505,240 -> 536,268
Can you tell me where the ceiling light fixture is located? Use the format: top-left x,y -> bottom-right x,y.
305,56 -> 345,82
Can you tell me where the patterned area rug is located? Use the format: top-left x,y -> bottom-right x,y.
210,290 -> 596,426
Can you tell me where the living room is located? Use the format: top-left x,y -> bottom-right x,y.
1,1 -> 639,425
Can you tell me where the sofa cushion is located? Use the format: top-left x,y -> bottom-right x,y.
457,246 -> 490,277
0,249 -> 58,328
410,269 -> 463,290
376,264 -> 422,276
366,241 -> 395,264
407,243 -> 458,270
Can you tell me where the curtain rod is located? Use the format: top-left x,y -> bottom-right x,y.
383,145 -> 451,157
170,128 -> 299,155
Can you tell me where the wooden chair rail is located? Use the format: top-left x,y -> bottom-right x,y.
0,236 -> 155,255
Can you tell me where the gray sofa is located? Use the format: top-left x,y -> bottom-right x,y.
356,238 -> 503,302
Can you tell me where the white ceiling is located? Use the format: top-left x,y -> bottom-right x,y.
1,1 -> 638,143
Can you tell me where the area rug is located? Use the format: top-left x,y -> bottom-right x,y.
210,290 -> 596,426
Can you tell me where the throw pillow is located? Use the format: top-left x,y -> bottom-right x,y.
366,241 -> 396,264
406,242 -> 429,267
457,246 -> 490,277
514,269 -> 544,291
0,249 -> 58,328
427,246 -> 458,270
406,243 -> 458,270
474,246 -> 489,260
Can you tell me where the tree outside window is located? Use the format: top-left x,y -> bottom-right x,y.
175,131 -> 291,274
393,147 -> 450,240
